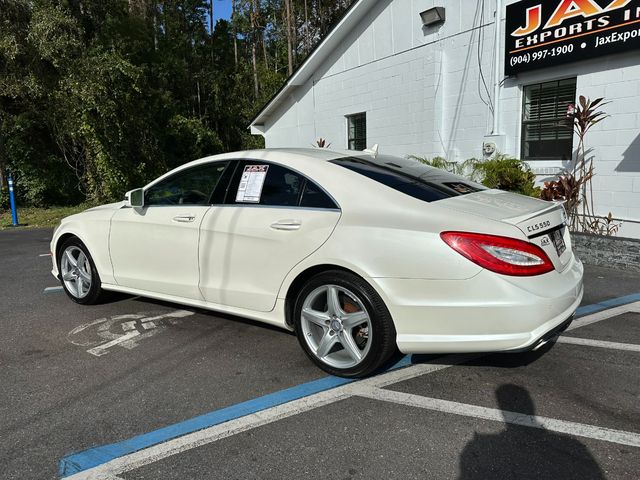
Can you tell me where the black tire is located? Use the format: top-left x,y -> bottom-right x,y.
293,270 -> 397,378
57,236 -> 107,305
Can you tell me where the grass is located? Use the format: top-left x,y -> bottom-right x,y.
0,204 -> 93,230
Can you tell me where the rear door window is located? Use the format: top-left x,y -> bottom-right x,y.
300,181 -> 337,209
225,161 -> 338,209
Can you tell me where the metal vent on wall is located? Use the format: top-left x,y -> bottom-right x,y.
531,167 -> 563,176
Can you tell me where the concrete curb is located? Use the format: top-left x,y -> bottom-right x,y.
572,232 -> 640,273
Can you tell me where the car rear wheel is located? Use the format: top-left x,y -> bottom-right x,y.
58,237 -> 106,305
294,270 -> 397,378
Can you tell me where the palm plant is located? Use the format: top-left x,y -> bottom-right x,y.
541,96 -> 615,233
572,96 -> 609,230
408,155 -> 468,176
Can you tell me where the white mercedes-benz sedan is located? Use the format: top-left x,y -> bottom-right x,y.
51,148 -> 583,377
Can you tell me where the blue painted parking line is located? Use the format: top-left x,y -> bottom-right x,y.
59,376 -> 352,476
59,354 -> 412,477
575,293 -> 640,316
58,295 -> 640,477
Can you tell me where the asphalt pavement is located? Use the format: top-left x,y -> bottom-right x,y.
1,228 -> 639,479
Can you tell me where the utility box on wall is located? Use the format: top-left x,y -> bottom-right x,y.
482,135 -> 506,159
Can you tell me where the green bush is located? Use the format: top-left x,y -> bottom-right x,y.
467,154 -> 540,197
408,153 -> 540,197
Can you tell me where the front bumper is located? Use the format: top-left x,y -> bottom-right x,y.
370,256 -> 584,354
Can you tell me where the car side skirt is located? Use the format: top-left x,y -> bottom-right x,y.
99,283 -> 292,331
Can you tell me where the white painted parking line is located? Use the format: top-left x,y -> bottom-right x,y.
354,386 -> 640,448
67,310 -> 196,357
62,347 -> 640,480
44,286 -> 64,293
60,301 -> 640,478
557,336 -> 640,352
86,331 -> 141,357
567,301 -> 640,332
365,354 -> 480,389
39,253 -> 52,257
63,356 -> 473,479
66,384 -> 355,480
121,321 -> 137,332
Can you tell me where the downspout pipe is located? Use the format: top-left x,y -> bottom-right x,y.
492,0 -> 503,135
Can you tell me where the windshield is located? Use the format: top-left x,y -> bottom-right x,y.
331,155 -> 486,203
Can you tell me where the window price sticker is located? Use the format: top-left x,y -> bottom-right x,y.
236,165 -> 269,203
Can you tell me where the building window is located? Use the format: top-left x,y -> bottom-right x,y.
346,113 -> 367,151
522,78 -> 576,161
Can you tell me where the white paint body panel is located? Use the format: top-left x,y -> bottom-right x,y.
51,148 -> 583,353
198,205 -> 340,311
110,206 -> 208,300
50,203 -> 121,285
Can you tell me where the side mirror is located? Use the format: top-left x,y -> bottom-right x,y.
125,188 -> 144,208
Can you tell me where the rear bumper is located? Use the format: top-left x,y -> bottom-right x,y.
370,256 -> 584,354
507,315 -> 574,353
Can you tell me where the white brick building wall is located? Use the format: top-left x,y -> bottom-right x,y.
254,0 -> 640,238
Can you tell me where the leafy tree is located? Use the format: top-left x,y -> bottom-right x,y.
0,0 -> 356,208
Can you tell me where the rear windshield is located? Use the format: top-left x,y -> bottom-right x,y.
331,155 -> 486,202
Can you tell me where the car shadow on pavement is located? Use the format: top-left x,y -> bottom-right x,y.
403,340 -> 558,370
132,296 -> 296,335
457,384 -> 605,480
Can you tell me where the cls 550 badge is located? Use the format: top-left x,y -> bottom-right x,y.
527,220 -> 551,233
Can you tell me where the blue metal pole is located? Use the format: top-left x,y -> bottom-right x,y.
8,173 -> 19,226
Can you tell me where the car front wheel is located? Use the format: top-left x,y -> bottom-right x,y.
58,237 -> 106,305
294,270 -> 397,378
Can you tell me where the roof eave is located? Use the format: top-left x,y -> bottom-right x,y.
249,0 -> 370,130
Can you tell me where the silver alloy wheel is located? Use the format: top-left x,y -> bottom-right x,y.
60,246 -> 92,299
300,284 -> 372,369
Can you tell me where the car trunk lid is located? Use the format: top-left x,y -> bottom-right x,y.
439,190 -> 572,271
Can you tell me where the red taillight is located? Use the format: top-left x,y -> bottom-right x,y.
440,231 -> 554,277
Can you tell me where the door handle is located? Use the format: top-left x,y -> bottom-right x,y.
173,215 -> 196,223
270,219 -> 302,231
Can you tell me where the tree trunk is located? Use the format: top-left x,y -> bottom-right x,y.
197,79 -> 202,118
209,0 -> 214,62
291,0 -> 297,65
232,0 -> 238,68
285,0 -> 294,76
304,0 -> 309,55
252,41 -> 259,98
262,28 -> 269,69
260,1 -> 271,70
251,0 -> 259,98
152,1 -> 158,51
0,155 -> 6,197
0,114 -> 7,196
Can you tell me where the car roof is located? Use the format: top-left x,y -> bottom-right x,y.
142,149 -> 484,220
199,148 -> 359,163
144,148 -> 364,190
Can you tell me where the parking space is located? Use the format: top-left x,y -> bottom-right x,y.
386,345 -> 640,435
0,230 -> 325,479
563,312 -> 640,345
122,397 -> 636,480
1,228 -> 640,479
